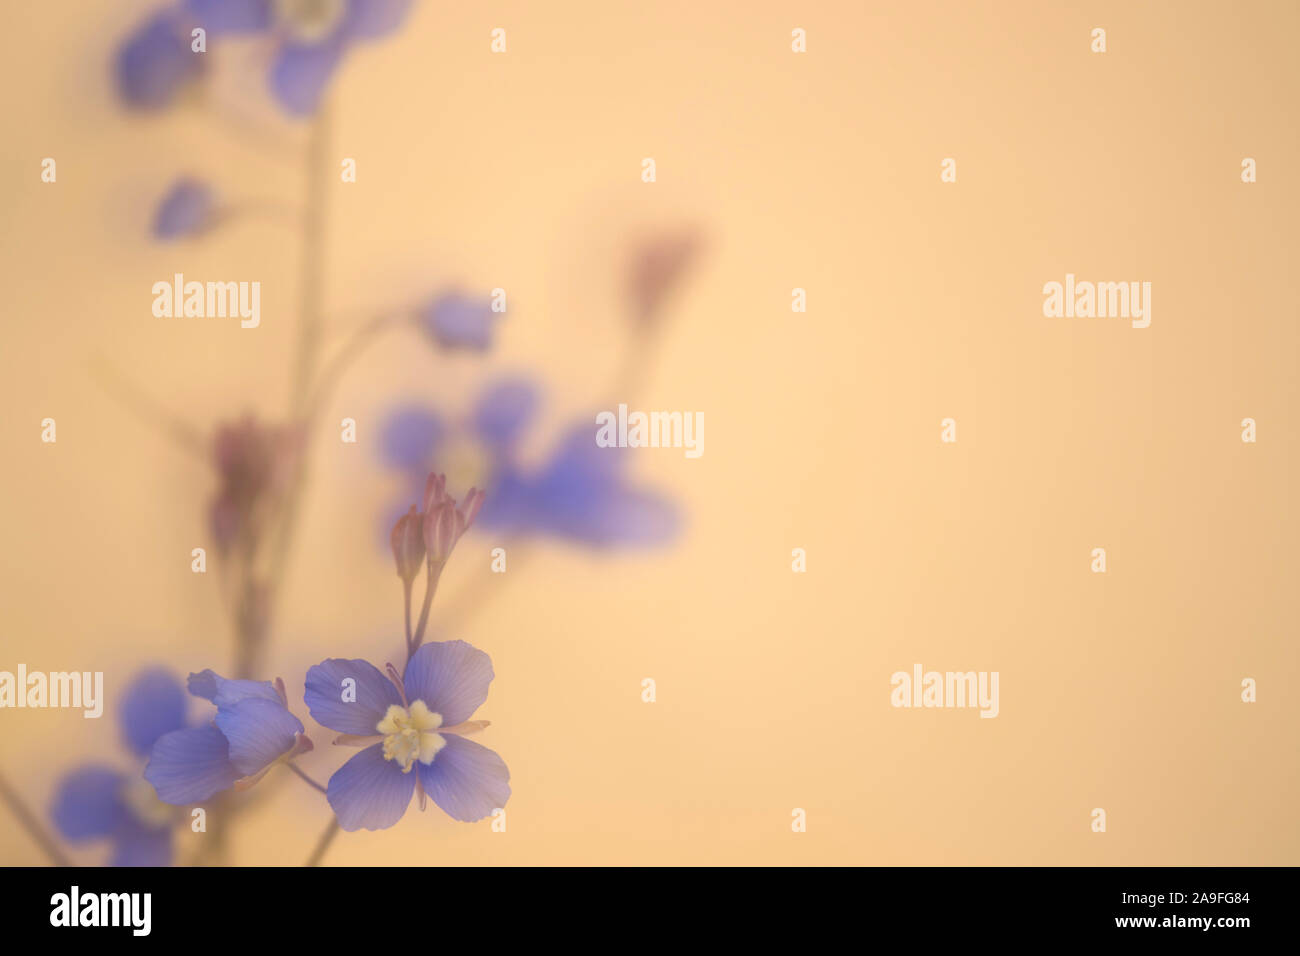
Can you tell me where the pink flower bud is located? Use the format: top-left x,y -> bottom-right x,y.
390,505 -> 426,583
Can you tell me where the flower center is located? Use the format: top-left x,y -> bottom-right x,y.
434,435 -> 493,501
274,0 -> 346,42
123,777 -> 175,829
378,700 -> 446,773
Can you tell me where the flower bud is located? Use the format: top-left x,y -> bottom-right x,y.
390,505 -> 426,583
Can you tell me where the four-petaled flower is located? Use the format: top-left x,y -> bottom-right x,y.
50,669 -> 188,866
303,641 -> 509,830
145,670 -> 311,804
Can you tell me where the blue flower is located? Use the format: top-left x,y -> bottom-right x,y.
304,641 -> 508,830
116,9 -> 204,110
50,669 -> 188,866
418,291 -> 501,352
145,670 -> 310,804
186,0 -> 413,116
153,178 -> 216,240
380,378 -> 679,548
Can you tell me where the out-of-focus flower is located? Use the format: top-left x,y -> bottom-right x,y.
627,228 -> 702,327
186,0 -> 414,116
417,291 -> 501,352
303,641 -> 508,829
153,178 -> 216,240
380,379 -> 679,548
145,671 -> 311,804
50,669 -> 188,866
210,416 -> 302,553
116,9 -> 204,110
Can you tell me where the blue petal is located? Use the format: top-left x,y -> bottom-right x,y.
524,424 -> 680,546
152,179 -> 216,240
269,36 -> 347,117
187,670 -> 281,708
304,658 -> 402,735
379,405 -> 444,469
144,726 -> 238,804
327,743 -> 414,831
185,0 -> 273,33
50,766 -> 127,841
116,11 -> 202,110
109,822 -> 173,867
214,698 -> 303,777
343,0 -> 414,39
419,292 -> 499,351
403,641 -> 494,726
473,379 -> 539,450
120,669 -> 188,757
418,735 -> 510,823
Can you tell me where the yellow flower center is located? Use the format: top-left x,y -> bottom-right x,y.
436,435 -> 493,501
275,0 -> 346,41
378,700 -> 446,773
124,777 -> 175,828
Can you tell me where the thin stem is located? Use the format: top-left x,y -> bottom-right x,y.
291,103 -> 331,414
403,578 -> 414,658
90,356 -> 208,463
0,770 -> 71,866
409,562 -> 444,658
287,762 -> 328,796
305,818 -> 341,867
304,311 -> 409,425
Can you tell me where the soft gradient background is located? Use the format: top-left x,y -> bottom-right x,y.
2,0 -> 1297,865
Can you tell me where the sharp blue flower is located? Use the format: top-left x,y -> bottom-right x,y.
145,670 -> 310,804
50,669 -> 188,866
379,378 -> 680,548
304,641 -> 509,830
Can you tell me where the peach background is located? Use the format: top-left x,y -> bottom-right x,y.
1,0 -> 1297,865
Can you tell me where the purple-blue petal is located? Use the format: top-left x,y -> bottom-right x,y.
343,0 -> 414,39
144,725 -> 238,804
153,179 -> 216,240
269,36 -> 348,117
185,0 -> 273,33
214,698 -> 304,777
379,405 -> 444,469
419,292 -> 500,351
50,766 -> 127,841
109,822 -> 173,867
403,641 -> 494,726
417,735 -> 510,823
473,378 -> 539,450
187,670 -> 281,708
526,424 -> 680,546
304,658 -> 402,736
116,11 -> 203,110
327,743 -> 414,831
120,669 -> 188,757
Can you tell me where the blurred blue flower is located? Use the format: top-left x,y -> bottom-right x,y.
116,9 -> 204,110
153,178 -> 216,239
186,0 -> 413,116
50,669 -> 188,866
145,670 -> 310,804
380,378 -> 680,548
304,641 -> 508,829
418,290 -> 501,352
